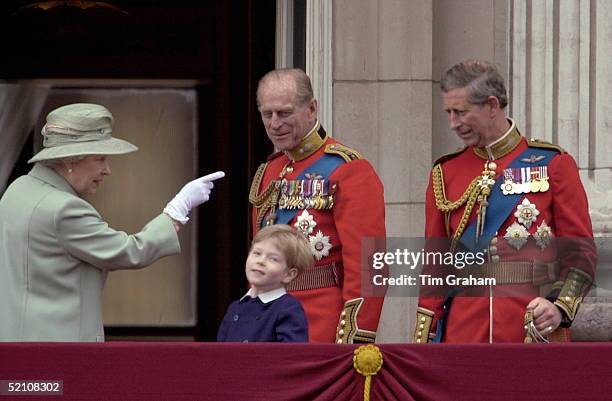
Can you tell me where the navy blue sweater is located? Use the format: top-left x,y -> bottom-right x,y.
217,293 -> 308,342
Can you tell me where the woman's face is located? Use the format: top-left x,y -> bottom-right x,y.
67,155 -> 111,196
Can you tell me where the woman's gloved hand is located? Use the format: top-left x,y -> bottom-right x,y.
163,171 -> 225,224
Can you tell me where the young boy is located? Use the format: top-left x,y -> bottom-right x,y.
217,224 -> 312,342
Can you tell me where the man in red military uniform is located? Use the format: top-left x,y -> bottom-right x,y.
249,68 -> 386,343
414,59 -> 596,343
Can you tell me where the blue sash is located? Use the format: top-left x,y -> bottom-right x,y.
459,147 -> 558,252
263,153 -> 345,228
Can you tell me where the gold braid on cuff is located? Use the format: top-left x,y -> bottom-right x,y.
554,267 -> 593,322
336,298 -> 377,344
414,307 -> 434,344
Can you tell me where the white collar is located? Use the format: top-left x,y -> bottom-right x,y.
240,287 -> 287,304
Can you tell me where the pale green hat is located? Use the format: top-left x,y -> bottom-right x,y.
28,103 -> 138,163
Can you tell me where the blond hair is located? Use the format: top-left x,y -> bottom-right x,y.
252,225 -> 313,276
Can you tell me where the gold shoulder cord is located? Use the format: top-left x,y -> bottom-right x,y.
432,161 -> 496,246
249,161 -> 296,228
249,162 -> 278,228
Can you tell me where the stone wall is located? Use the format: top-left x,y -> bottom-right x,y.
510,0 -> 612,341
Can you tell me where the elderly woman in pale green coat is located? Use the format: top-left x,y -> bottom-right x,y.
0,103 -> 224,342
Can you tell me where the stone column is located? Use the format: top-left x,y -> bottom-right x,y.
510,0 -> 612,341
333,0 -> 433,342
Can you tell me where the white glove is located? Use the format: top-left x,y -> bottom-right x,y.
163,171 -> 225,224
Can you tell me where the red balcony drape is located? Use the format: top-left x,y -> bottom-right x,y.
1,342 -> 610,400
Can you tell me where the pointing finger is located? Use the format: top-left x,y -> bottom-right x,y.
200,171 -> 225,182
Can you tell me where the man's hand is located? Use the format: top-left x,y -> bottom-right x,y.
163,171 -> 225,224
526,297 -> 562,335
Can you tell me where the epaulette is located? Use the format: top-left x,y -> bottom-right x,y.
527,138 -> 567,154
432,146 -> 467,166
266,151 -> 284,161
324,143 -> 363,162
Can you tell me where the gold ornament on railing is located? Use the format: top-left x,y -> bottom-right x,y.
353,345 -> 383,401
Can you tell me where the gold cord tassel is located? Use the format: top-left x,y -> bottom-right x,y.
475,161 -> 496,241
353,345 -> 383,401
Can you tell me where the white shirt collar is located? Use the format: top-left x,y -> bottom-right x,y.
240,287 -> 287,304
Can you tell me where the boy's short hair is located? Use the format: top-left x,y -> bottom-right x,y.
252,225 -> 313,276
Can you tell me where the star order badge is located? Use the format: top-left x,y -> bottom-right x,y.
309,230 -> 332,260
504,222 -> 530,250
295,210 -> 317,236
514,198 -> 540,228
533,220 -> 553,250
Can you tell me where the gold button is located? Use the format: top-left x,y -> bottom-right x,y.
565,296 -> 571,302
490,237 -> 498,245
338,329 -> 344,336
489,246 -> 497,255
416,339 -> 421,343
492,255 -> 500,263
420,317 -> 426,323
417,331 -> 422,336
341,311 -> 346,317
419,324 -> 424,329
337,339 -> 343,344
341,320 -> 346,327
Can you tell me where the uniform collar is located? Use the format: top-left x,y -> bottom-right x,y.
473,118 -> 522,160
285,121 -> 327,161
240,287 -> 287,304
28,163 -> 78,196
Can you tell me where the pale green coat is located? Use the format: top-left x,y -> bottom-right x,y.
0,164 -> 180,342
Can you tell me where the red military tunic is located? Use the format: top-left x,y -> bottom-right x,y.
415,120 -> 596,343
250,123 -> 386,343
